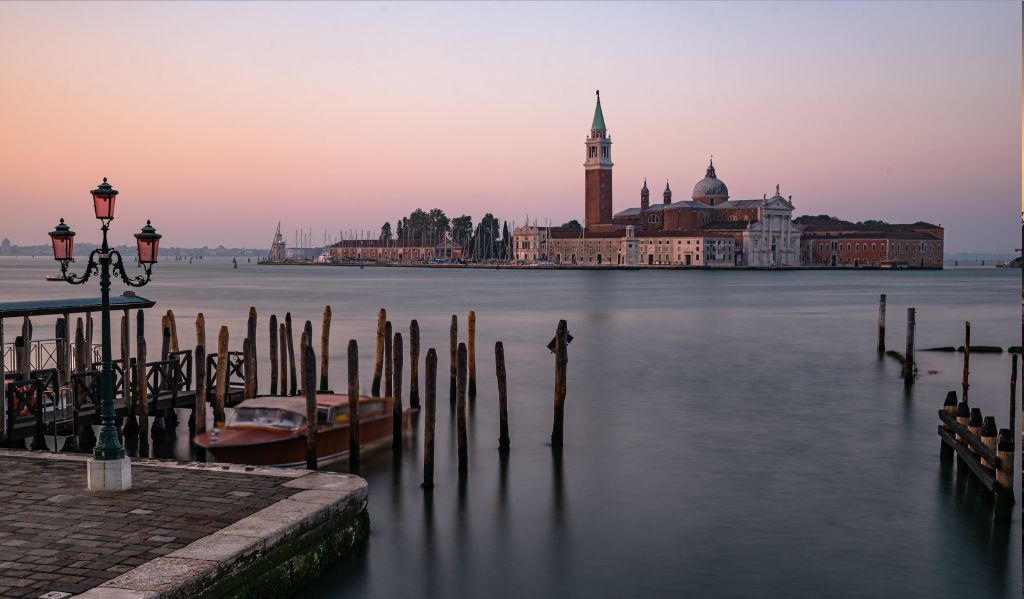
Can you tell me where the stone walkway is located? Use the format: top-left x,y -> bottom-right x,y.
0,452 -> 302,598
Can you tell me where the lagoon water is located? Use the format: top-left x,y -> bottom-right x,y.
0,256 -> 1019,598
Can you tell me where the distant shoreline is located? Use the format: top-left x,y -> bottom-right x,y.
256,260 -> 956,271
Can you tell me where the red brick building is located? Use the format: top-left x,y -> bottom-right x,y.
800,221 -> 944,268
328,239 -> 463,263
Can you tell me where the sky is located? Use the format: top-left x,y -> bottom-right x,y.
0,1 -> 1019,252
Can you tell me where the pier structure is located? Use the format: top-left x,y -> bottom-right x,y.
0,449 -> 367,598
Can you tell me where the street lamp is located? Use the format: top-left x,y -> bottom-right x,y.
48,177 -> 161,491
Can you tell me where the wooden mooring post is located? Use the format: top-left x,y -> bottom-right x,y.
320,306 -> 331,392
456,342 -> 468,473
384,321 -> 393,398
961,321 -> 970,404
247,307 -> 258,394
347,339 -> 360,471
194,343 -> 206,438
243,338 -> 256,400
468,311 -> 477,399
449,315 -> 457,407
372,309 -> 386,397
423,348 -> 437,488
269,314 -> 279,395
195,313 -> 206,349
214,326 -> 229,427
304,343 -> 318,470
495,341 -> 509,451
75,318 -> 96,452
901,308 -> 915,383
393,332 -> 403,451
133,311 -> 146,455
166,310 -> 179,353
279,323 -> 288,397
877,294 -> 886,353
286,313 -> 297,396
551,320 -> 568,447
409,320 -> 420,409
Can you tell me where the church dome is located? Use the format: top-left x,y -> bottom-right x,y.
692,159 -> 729,201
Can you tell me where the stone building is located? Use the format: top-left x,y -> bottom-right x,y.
514,91 -> 801,267
513,224 -> 550,262
328,239 -> 462,263
800,221 -> 944,268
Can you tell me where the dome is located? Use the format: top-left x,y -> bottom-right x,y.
692,159 -> 729,201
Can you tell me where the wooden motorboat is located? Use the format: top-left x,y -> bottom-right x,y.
194,393 -> 410,468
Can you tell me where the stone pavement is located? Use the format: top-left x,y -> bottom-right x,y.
0,451 -> 326,598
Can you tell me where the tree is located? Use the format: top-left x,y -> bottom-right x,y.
561,219 -> 582,231
501,221 -> 511,260
858,219 -> 889,226
472,213 -> 501,260
451,215 -> 473,249
379,222 -> 392,241
395,220 -> 403,241
428,208 -> 450,239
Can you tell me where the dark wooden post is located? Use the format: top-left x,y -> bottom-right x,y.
299,327 -> 310,396
456,342 -> 468,473
279,323 -> 288,397
1010,354 -> 1018,447
269,314 -> 279,395
304,344 -> 318,470
961,321 -> 970,403
347,340 -> 360,470
134,311 -> 146,455
215,326 -> 229,427
980,416 -> 997,469
495,341 -> 509,450
423,348 -> 437,488
372,308 -> 386,396
285,312 -> 297,396
996,428 -> 1014,491
55,317 -> 67,388
75,319 -> 95,452
901,308 -> 915,382
940,390 -> 957,459
20,316 -> 30,379
409,320 -> 420,409
449,315 -> 458,406
551,320 -> 568,447
194,343 -> 206,436
967,408 -> 982,456
877,294 -> 886,353
320,306 -> 331,392
247,307 -> 258,394
243,338 -> 255,400
468,311 -> 477,398
166,310 -> 179,353
955,397 -> 970,444
393,332 -> 403,450
195,313 -> 206,349
119,313 -> 130,433
384,321 -> 393,398
154,324 -> 172,433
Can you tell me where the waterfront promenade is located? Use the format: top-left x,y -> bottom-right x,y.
0,450 -> 367,598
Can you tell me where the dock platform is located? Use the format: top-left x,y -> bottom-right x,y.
0,449 -> 368,598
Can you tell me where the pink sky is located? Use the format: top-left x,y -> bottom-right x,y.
0,2 -> 1019,252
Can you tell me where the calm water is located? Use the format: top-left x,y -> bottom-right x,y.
0,256 -> 1019,598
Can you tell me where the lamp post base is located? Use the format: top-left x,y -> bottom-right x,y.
86,457 -> 132,491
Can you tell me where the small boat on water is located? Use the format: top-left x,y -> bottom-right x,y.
194,393 -> 410,468
45,274 -> 63,282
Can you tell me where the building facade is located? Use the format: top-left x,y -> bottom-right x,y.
546,226 -> 736,267
800,221 -> 944,268
513,225 -> 550,262
328,239 -> 463,263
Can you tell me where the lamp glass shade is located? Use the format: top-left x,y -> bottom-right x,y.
92,195 -> 116,220
90,177 -> 119,220
134,220 -> 162,264
48,219 -> 75,261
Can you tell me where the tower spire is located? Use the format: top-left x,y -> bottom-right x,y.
591,89 -> 606,131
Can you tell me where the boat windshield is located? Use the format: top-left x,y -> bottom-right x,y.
227,407 -> 305,429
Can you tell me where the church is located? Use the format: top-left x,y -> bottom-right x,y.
520,92 -> 802,267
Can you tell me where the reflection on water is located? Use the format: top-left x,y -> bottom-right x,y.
0,258 -> 1018,598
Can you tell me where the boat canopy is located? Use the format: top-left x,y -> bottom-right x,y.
0,294 -> 155,320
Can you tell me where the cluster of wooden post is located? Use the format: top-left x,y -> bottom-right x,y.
938,351 -> 1017,496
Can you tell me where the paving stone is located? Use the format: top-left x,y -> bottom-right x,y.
0,453 -> 300,597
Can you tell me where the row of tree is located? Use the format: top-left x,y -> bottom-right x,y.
378,209 -> 585,261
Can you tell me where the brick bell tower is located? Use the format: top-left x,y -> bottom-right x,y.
584,90 -> 613,230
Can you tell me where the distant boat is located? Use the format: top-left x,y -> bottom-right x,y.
233,257 -> 238,268
45,274 -> 63,282
995,257 -> 1021,268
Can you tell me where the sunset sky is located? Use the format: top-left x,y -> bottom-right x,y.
0,1 -> 1019,252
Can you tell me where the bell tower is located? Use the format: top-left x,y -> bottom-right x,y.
584,90 -> 613,230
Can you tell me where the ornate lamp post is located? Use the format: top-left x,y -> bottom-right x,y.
49,178 -> 161,490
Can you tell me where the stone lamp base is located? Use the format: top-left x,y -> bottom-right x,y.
87,457 -> 132,491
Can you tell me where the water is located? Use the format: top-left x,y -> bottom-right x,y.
0,256 -> 1019,598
